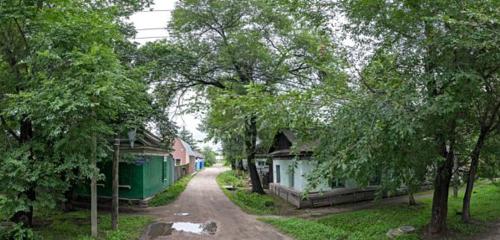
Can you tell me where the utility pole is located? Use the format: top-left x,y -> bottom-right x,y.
111,137 -> 120,230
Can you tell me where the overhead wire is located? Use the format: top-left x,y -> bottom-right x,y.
132,9 -> 173,40
137,9 -> 173,13
134,36 -> 169,39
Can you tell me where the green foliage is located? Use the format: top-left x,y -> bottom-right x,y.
263,217 -> 349,240
149,175 -> 194,207
0,0 -> 157,227
217,170 -> 247,188
479,135 -> 500,179
0,223 -> 38,240
263,183 -> 500,240
201,146 -> 217,167
216,170 -> 280,215
103,230 -> 128,240
34,210 -> 153,240
259,0 -> 500,231
144,0 -> 342,167
178,127 -> 198,150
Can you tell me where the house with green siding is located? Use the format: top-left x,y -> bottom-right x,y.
77,129 -> 175,203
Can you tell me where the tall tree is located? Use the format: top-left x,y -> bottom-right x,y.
200,146 -> 217,167
178,126 -> 198,150
296,0 -> 500,235
0,0 -> 153,232
144,0 -> 339,193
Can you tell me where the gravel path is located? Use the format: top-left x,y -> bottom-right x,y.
141,165 -> 291,240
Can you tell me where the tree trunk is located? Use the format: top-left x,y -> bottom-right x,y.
462,129 -> 488,223
11,188 -> 35,227
111,138 -> 120,230
244,115 -> 264,194
11,119 -> 35,227
408,192 -> 416,206
62,186 -> 75,212
236,159 -> 244,171
230,160 -> 236,170
452,155 -> 460,198
428,148 -> 454,235
91,132 -> 98,238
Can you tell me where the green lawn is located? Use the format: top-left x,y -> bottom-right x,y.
262,182 -> 500,240
148,174 -> 194,207
33,210 -> 153,240
216,170 -> 287,215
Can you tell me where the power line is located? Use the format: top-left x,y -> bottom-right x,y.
137,9 -> 173,13
134,36 -> 169,40
135,27 -> 169,31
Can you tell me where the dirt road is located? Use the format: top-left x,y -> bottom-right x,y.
141,165 -> 291,240
471,221 -> 500,240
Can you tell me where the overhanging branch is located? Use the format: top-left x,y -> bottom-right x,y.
0,116 -> 20,141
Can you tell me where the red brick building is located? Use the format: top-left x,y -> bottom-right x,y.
172,138 -> 196,174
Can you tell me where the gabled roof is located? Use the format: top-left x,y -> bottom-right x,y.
178,138 -> 196,156
268,129 -> 317,157
118,128 -> 169,154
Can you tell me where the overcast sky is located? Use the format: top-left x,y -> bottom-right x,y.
129,1 -> 220,151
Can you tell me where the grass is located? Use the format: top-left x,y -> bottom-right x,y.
148,174 -> 194,207
216,170 -> 285,215
34,210 -> 153,240
262,182 -> 500,240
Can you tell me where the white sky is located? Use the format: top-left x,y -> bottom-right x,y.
129,1 -> 221,151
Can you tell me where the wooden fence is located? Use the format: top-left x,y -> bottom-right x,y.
174,164 -> 190,181
270,183 -> 380,208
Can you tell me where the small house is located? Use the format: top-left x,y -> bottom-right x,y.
77,129 -> 175,204
172,138 -> 197,175
269,130 -> 379,208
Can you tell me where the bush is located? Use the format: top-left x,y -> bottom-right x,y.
105,230 -> 128,240
0,223 -> 38,240
216,170 -> 281,215
217,170 -> 246,188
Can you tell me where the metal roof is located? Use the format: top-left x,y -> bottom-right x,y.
178,138 -> 196,156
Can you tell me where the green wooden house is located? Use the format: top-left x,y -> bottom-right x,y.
78,130 -> 175,201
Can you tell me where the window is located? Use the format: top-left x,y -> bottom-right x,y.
276,165 -> 281,183
331,178 -> 345,188
289,169 -> 294,188
175,159 -> 181,166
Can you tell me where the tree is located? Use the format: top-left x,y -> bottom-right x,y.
178,126 -> 198,150
201,146 -> 217,167
294,0 -> 500,234
0,0 -> 153,234
478,135 -> 500,181
145,0 -> 338,194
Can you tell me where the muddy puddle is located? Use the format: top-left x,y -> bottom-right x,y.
142,221 -> 217,239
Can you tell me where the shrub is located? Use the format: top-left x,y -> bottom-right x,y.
217,170 -> 281,215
